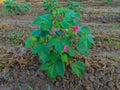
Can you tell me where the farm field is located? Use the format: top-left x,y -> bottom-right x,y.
0,0 -> 120,90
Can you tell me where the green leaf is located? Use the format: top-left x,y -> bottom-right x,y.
49,51 -> 59,62
68,47 -> 76,57
77,26 -> 94,56
77,36 -> 92,56
72,61 -> 86,77
31,30 -> 51,42
32,30 -> 41,37
61,53 -> 68,63
62,37 -> 72,45
77,40 -> 91,56
61,21 -> 69,29
38,53 -> 49,63
40,60 -> 65,80
32,44 -> 50,63
76,13 -> 82,20
31,30 -> 41,42
48,37 -> 76,56
48,38 -> 64,53
88,34 -> 95,45
68,1 -> 84,17
32,14 -> 52,30
25,38 -> 35,48
78,26 -> 91,35
61,9 -> 79,29
65,9 -> 76,18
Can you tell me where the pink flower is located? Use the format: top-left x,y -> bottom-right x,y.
63,45 -> 69,52
73,26 -> 80,33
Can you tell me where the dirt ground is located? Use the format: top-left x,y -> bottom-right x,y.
0,0 -> 120,90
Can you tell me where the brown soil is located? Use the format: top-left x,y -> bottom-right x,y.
0,0 -> 120,90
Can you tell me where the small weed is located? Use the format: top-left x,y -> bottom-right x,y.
110,23 -> 120,30
0,32 -> 3,37
108,38 -> 113,43
17,81 -> 22,90
108,10 -> 114,16
0,63 -> 4,69
92,23 -> 101,28
114,42 -> 120,49
8,31 -> 23,45
91,9 -> 95,15
99,12 -> 104,16
107,38 -> 120,50
26,84 -> 33,90
4,0 -> 31,15
0,10 -> 8,15
8,32 -> 23,40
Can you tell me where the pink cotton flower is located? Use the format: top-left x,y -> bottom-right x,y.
73,26 -> 80,33
63,45 -> 69,52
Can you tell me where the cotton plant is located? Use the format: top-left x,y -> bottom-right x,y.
25,0 -> 94,80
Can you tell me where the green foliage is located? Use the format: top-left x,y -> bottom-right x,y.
107,0 -> 113,3
25,38 -> 34,48
32,44 -> 50,63
8,31 -> 23,45
72,61 -> 86,77
43,0 -> 59,13
61,53 -> 69,63
40,60 -> 65,80
77,26 -> 95,56
8,32 -> 23,40
68,0 -> 84,19
61,9 -> 81,29
32,14 -> 52,30
4,0 -> 31,14
25,0 -> 94,80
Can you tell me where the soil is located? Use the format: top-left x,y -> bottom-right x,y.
0,0 -> 120,90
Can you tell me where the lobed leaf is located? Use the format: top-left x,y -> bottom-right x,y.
61,9 -> 80,29
40,60 -> 65,80
77,26 -> 95,56
32,44 -> 50,63
32,14 -> 52,30
72,61 -> 86,77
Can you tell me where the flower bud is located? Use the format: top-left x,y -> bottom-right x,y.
73,26 -> 80,33
63,45 -> 69,52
